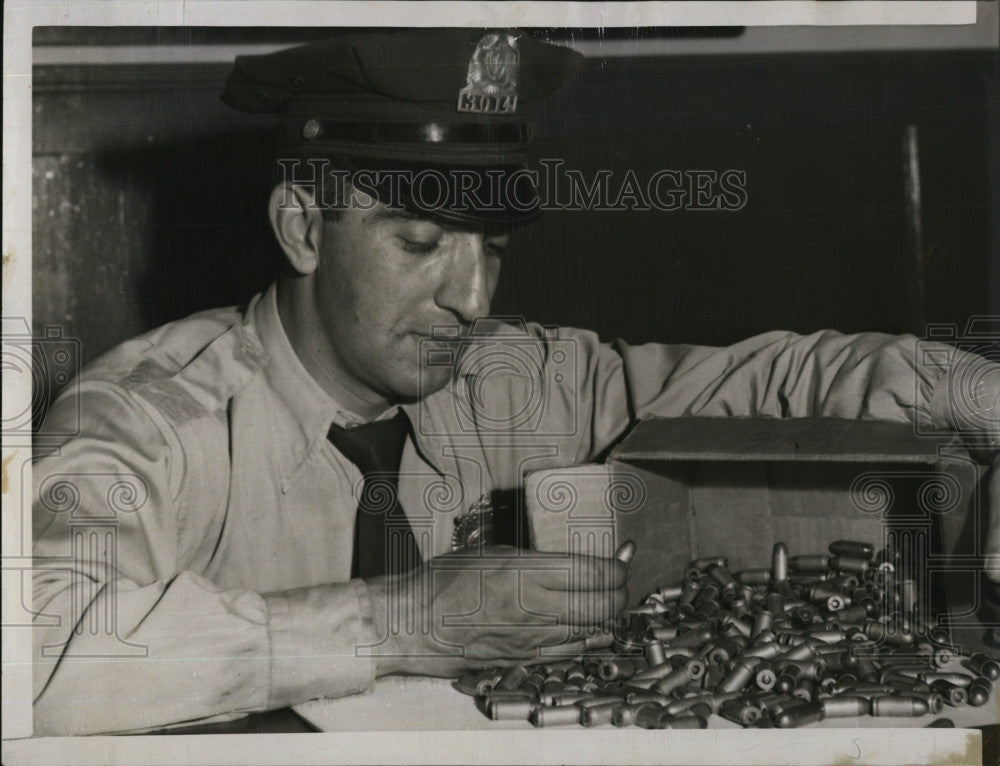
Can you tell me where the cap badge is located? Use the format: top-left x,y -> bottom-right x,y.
457,33 -> 519,115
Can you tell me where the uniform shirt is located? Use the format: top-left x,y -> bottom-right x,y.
31,283 -> 978,734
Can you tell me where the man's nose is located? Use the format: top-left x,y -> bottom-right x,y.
435,234 -> 494,323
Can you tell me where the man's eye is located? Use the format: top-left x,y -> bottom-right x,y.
486,242 -> 508,258
399,237 -> 439,254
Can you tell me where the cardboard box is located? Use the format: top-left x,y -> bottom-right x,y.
527,417 -> 985,622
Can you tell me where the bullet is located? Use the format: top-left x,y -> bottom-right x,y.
921,672 -> 975,687
766,592 -> 786,615
455,669 -> 499,696
737,568 -> 772,586
829,556 -> 870,576
485,692 -> 535,719
807,629 -> 847,644
612,702 -> 657,727
552,692 -> 594,706
870,695 -> 930,717
863,621 -> 914,647
743,642 -> 783,661
751,610 -> 774,640
772,543 -> 789,583
565,665 -> 587,684
708,636 -> 745,666
774,700 -> 825,728
580,702 -> 619,727
651,661 -> 705,695
967,679 -> 991,707
719,698 -> 762,726
774,663 -> 802,694
662,714 -> 708,729
630,660 -> 678,684
497,664 -> 530,690
932,648 -> 959,669
755,663 -> 778,691
598,658 -> 645,682
964,653 -> 1000,681
530,705 -> 582,727
679,578 -> 703,609
721,613 -> 752,639
635,704 -> 669,729
615,540 -> 636,564
648,625 -> 679,642
656,584 -> 684,602
790,555 -> 830,572
670,627 -> 716,650
690,555 -> 728,571
832,605 -> 868,625
521,670 -> 547,697
821,695 -> 869,718
792,679 -> 817,703
707,564 -> 739,591
777,643 -> 816,663
929,680 -> 968,707
829,540 -> 874,559
718,657 -> 762,693
489,698 -> 536,721
577,695 -> 628,709
644,639 -> 668,667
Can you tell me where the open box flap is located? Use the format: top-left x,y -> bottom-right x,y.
609,416 -> 954,464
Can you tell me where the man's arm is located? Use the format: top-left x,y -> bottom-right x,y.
31,384 -> 375,735
570,327 -> 998,577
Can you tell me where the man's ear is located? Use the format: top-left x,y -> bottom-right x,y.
268,182 -> 325,275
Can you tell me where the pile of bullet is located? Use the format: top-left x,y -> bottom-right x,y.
456,539 -> 999,728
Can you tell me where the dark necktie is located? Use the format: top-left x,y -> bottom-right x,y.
327,410 -> 423,579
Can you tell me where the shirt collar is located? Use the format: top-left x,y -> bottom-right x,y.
251,284 -> 400,488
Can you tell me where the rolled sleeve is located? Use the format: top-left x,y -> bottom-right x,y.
264,579 -> 376,708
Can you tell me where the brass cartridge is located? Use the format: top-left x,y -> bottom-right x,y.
530,705 -> 582,727
829,556 -> 870,576
790,555 -> 830,572
662,715 -> 708,729
719,698 -> 762,726
737,568 -> 772,586
820,695 -> 869,718
580,702 -> 619,727
497,664 -> 530,690
635,704 -> 669,729
870,695 -> 931,717
829,540 -> 874,559
928,680 -> 968,707
644,639 -> 667,667
489,698 -> 536,721
771,542 -> 790,583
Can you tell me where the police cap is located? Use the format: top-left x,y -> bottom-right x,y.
221,30 -> 583,230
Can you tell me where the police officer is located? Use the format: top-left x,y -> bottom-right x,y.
31,30 -> 1000,734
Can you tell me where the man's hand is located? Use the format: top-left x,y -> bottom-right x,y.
364,545 -> 628,678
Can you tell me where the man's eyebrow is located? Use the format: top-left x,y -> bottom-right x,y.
370,207 -> 424,223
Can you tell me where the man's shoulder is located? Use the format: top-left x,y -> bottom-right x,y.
76,303 -> 268,427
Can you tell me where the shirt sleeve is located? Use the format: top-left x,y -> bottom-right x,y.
31,383 -> 376,735
573,328 -> 999,462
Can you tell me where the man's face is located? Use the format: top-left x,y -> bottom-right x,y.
311,190 -> 508,405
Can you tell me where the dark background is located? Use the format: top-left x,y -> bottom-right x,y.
32,27 -> 998,414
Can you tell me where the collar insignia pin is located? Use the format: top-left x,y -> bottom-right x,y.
457,33 -> 519,115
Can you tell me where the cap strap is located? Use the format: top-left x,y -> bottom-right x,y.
300,119 -> 533,146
